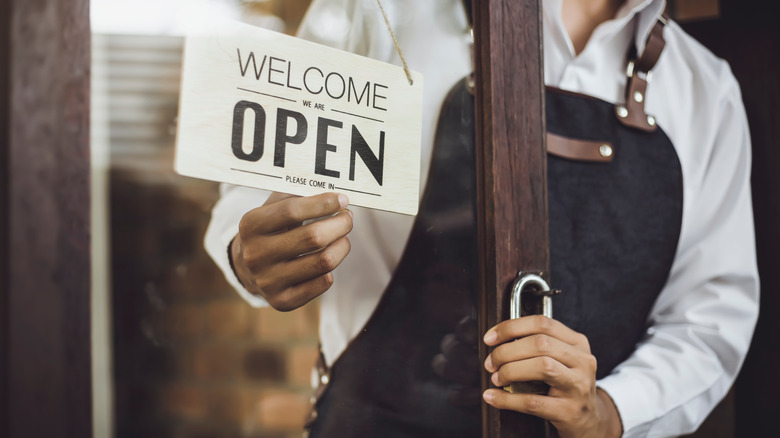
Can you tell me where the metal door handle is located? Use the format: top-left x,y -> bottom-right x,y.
504,272 -> 560,394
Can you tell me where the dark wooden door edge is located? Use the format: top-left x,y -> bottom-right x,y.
473,0 -> 549,437
1,0 -> 12,434
4,1 -> 92,437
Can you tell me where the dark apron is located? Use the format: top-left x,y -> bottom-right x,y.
308,19 -> 681,438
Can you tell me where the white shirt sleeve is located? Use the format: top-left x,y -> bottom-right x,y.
203,184 -> 272,307
597,70 -> 760,437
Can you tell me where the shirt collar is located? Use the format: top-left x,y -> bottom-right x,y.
544,0 -> 667,58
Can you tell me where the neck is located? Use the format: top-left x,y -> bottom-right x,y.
561,0 -> 626,54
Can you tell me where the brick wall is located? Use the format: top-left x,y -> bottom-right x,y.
108,2 -> 317,437
111,167 -> 321,438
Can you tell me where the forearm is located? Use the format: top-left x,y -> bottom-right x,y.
596,388 -> 622,438
204,184 -> 271,307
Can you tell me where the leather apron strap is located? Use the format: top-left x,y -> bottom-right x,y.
614,15 -> 669,132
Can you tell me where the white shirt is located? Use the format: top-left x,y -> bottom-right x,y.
204,0 -> 759,436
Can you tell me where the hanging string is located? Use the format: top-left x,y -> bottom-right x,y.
375,0 -> 414,85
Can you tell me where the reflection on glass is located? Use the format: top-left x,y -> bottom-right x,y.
91,1 -> 316,437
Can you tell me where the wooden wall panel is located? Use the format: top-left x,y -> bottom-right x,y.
2,0 -> 92,437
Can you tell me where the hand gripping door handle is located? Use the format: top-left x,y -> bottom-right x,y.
504,272 -> 560,394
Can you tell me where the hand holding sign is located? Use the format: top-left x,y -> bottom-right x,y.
231,191 -> 353,311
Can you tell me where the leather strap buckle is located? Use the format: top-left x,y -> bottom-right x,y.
626,60 -> 652,83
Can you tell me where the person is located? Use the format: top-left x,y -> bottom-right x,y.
204,0 -> 759,436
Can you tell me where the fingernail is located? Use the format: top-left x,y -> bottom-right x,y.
338,194 -> 349,208
484,356 -> 494,372
491,373 -> 499,385
483,391 -> 495,403
347,209 -> 353,218
484,329 -> 497,344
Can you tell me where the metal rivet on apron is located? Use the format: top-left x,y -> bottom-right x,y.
320,374 -> 330,385
599,144 -> 613,158
617,106 -> 628,118
633,91 -> 644,103
647,115 -> 656,126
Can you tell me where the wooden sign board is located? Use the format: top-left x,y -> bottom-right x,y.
175,20 -> 424,215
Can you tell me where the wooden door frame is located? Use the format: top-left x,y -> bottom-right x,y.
0,0 -> 92,437
1,0 -> 11,431
473,0 -> 549,437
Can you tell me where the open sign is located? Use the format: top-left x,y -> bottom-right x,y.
175,21 -> 423,215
